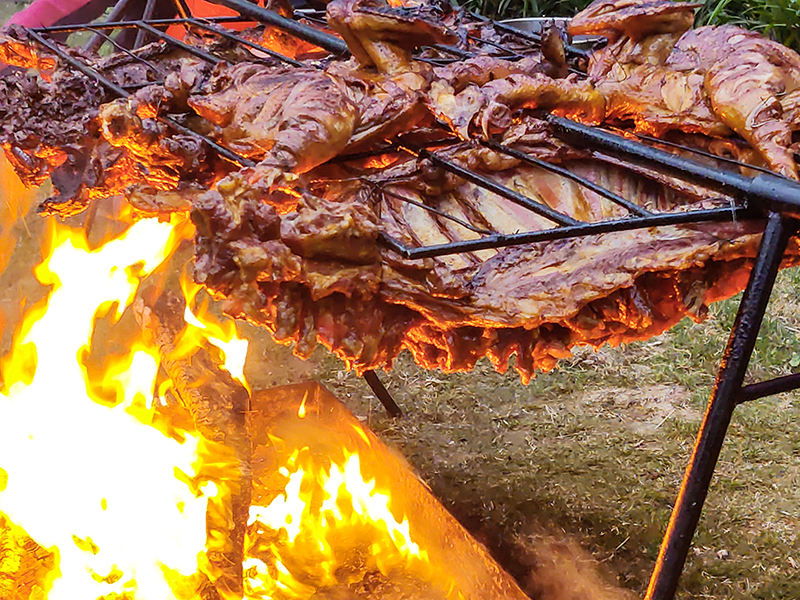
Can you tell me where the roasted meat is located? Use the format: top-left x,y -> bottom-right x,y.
191,129 -> 800,380
571,0 -> 800,178
3,0 -> 800,382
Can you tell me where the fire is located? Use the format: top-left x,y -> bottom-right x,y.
0,207 -> 247,600
244,448 -> 429,598
0,185 -> 525,599
180,273 -> 251,393
245,383 -> 531,600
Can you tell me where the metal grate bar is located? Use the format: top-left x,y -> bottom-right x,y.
613,128 -> 782,178
470,11 -> 590,59
210,0 -> 349,55
403,144 -> 580,227
380,205 -> 748,259
187,17 -> 306,67
25,29 -> 254,169
135,21 -> 223,64
83,25 -> 166,75
483,139 -> 652,217
381,187 -> 495,235
467,33 -> 525,59
33,16 -> 246,33
85,0 -> 137,52
134,0 -> 158,49
546,114 -> 800,217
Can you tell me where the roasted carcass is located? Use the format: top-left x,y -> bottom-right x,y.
1,0 -> 799,381
570,0 -> 800,178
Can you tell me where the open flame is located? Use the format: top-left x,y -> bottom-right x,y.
0,199 -> 254,599
245,383 -> 531,600
0,175 -> 527,599
0,214 -> 209,599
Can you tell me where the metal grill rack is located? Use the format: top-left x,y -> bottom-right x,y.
15,0 -> 800,598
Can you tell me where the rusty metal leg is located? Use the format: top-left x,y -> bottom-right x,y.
363,370 -> 403,418
645,212 -> 794,600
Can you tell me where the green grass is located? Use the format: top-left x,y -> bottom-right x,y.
698,0 -> 800,51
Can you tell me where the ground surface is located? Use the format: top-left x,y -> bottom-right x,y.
1,2 -> 799,599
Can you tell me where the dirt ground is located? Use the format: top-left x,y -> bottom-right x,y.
1,3 -> 799,599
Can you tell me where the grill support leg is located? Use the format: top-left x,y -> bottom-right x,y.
363,370 -> 403,418
645,212 -> 794,600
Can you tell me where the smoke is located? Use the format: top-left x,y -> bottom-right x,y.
511,531 -> 637,600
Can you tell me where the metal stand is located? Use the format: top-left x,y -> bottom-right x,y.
363,370 -> 403,418
645,213 -> 799,600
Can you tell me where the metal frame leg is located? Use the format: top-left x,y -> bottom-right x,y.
363,370 -> 403,418
645,212 -> 795,600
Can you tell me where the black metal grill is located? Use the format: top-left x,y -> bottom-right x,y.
16,1 -> 800,598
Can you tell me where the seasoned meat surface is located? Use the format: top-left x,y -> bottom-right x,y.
2,0 -> 800,380
571,0 -> 800,178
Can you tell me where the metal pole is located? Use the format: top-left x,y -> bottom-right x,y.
645,212 -> 795,600
207,0 -> 349,56
84,0 -> 136,52
363,371 -> 402,418
133,0 -> 158,49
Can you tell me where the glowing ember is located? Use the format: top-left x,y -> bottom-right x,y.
0,216 -> 209,600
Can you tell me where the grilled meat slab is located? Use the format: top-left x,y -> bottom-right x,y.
571,0 -> 800,178
192,135 -> 800,380
2,0 -> 800,381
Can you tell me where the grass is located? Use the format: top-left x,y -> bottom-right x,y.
697,0 -> 800,51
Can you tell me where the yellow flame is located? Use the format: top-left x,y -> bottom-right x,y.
178,271 -> 251,392
244,445 -> 428,599
0,216 -> 210,599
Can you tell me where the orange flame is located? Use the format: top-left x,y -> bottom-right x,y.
0,205 -> 254,599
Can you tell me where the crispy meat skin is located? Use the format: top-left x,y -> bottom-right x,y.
192,136 -> 800,381
3,0 -> 800,380
571,0 -> 800,178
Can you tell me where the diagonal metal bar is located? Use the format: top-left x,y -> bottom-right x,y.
546,114 -> 800,218
25,29 -> 253,168
380,206 -> 750,259
363,371 -> 402,418
135,21 -> 223,64
134,0 -> 159,49
208,0 -> 349,55
381,187 -> 495,235
84,0 -> 137,52
645,212 -> 796,600
736,372 -> 800,404
470,11 -> 590,59
187,17 -> 305,67
34,16 -> 246,33
404,145 -> 580,227
173,0 -> 193,20
613,128 -> 781,178
83,25 -> 166,75
483,139 -> 651,217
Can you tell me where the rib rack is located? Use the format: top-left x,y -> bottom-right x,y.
15,1 -> 800,598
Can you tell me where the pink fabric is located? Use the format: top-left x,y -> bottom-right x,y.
7,0 -> 96,28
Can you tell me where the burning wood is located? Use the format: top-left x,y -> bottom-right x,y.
0,0 -> 799,383
0,189 -> 536,597
245,381 -> 531,600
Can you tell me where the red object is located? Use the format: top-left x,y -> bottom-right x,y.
6,0 -> 97,28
